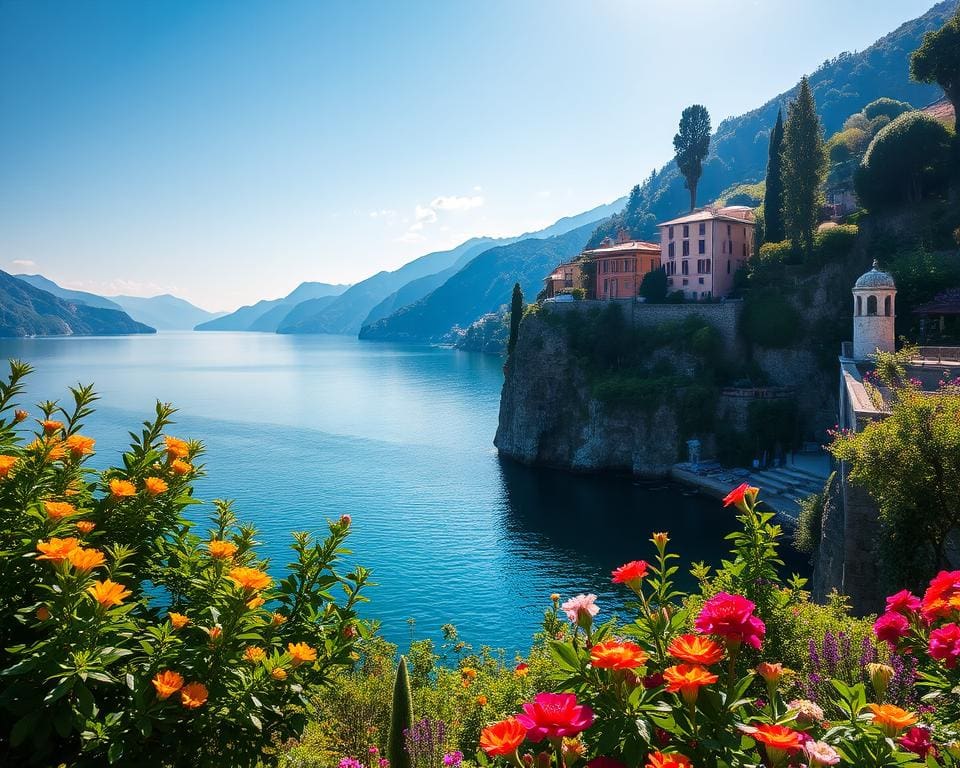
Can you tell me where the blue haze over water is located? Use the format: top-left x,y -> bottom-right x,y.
0,333 -> 804,654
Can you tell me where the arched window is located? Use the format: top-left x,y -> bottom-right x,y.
867,295 -> 878,316
856,295 -> 862,316
884,295 -> 891,317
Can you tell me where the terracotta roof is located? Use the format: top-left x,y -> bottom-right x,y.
657,206 -> 756,227
922,98 -> 956,125
582,240 -> 660,256
913,288 -> 960,316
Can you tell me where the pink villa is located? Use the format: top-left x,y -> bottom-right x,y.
582,234 -> 661,300
543,260 -> 585,299
658,206 -> 756,300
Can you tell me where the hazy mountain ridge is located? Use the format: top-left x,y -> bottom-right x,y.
0,271 -> 154,337
195,282 -> 349,332
14,274 -> 124,312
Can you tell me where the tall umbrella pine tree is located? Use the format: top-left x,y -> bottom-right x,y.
673,105 -> 712,212
763,109 -> 786,244
781,77 -> 827,260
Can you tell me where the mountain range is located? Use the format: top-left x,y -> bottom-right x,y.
0,271 -> 154,337
194,282 -> 350,332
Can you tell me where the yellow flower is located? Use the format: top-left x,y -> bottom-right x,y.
246,596 -> 265,610
271,667 -> 287,681
244,646 -> 266,664
68,547 -> 105,573
476,695 -> 488,707
229,566 -> 272,592
75,520 -> 96,534
0,455 -> 17,478
36,537 -> 80,563
109,479 -> 136,499
41,419 -> 64,435
652,532 -> 670,548
164,436 -> 190,460
169,612 -> 189,629
179,682 -> 208,709
87,579 -> 132,608
143,476 -> 169,496
152,670 -> 184,700
207,540 -> 238,559
64,434 -> 95,458
171,459 -> 193,476
44,500 -> 78,521
288,642 -> 317,667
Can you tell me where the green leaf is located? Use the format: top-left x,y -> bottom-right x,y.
10,711 -> 39,747
548,640 -> 582,672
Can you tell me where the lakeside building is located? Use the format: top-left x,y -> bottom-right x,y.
543,260 -> 585,299
580,234 -> 661,300
657,206 -> 755,300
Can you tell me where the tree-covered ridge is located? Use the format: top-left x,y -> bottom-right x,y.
0,271 -> 154,337
588,0 -> 956,246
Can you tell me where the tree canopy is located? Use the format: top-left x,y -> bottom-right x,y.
763,109 -> 786,244
911,5 -> 960,130
639,268 -> 668,304
673,105 -> 711,212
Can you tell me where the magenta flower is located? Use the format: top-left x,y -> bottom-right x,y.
515,692 -> 594,742
900,727 -> 936,758
929,623 -> 960,668
694,592 -> 766,650
560,594 -> 599,625
885,589 -> 921,615
873,611 -> 909,647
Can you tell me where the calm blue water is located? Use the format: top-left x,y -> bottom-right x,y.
0,333 -> 799,654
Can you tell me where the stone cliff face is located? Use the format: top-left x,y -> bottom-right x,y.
494,311 -> 681,476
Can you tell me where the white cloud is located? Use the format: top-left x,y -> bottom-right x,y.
399,192 -> 485,241
11,259 -> 35,268
369,209 -> 397,219
430,194 -> 484,211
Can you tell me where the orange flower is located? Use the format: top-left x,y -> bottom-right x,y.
868,703 -> 918,736
164,436 -> 190,460
36,606 -> 51,621
743,723 -> 805,756
64,434 -> 95,458
228,566 -> 272,592
207,626 -> 223,642
246,596 -> 265,610
68,547 -> 105,572
288,642 -> 317,666
14,409 -> 28,422
646,753 -> 692,768
271,612 -> 287,626
41,419 -> 64,435
756,661 -> 790,685
462,667 -> 478,679
480,717 -> 527,757
179,682 -> 208,709
87,579 -> 132,608
170,458 -> 193,476
207,539 -> 238,559
169,612 -> 189,629
515,662 -> 530,677
667,634 -> 724,666
723,482 -> 759,509
109,479 -> 136,499
476,695 -> 488,707
271,667 -> 287,680
44,500 -> 78,521
0,455 -> 17,478
152,670 -> 185,700
663,664 -> 719,705
75,520 -> 96,534
143,476 -> 169,496
244,646 -> 266,663
652,532 -> 670,548
590,640 -> 649,670
36,537 -> 80,563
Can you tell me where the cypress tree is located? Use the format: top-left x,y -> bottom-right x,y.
781,77 -> 826,260
763,109 -> 786,243
507,282 -> 523,356
388,656 -> 414,768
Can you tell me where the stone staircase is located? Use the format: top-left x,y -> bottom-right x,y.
748,466 -> 829,522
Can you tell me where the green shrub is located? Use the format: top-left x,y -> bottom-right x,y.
740,291 -> 803,348
812,223 -> 858,264
757,239 -> 796,266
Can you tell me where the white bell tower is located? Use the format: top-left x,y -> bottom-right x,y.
852,260 -> 896,360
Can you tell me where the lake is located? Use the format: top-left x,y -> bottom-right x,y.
0,332 -> 803,654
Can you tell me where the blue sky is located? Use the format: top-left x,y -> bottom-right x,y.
0,0 -> 937,311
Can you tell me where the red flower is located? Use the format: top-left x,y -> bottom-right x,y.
722,482 -> 758,509
900,727 -> 936,759
921,570 -> 960,621
515,692 -> 594,742
874,611 -> 910,647
885,589 -> 921,615
694,592 -> 765,650
611,560 -> 649,589
480,718 -> 527,756
929,623 -> 960,668
742,723 -> 805,753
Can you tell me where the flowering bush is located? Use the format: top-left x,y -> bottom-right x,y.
478,484 -> 960,768
0,361 -> 370,766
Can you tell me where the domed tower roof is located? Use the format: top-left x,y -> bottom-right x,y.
854,260 -> 896,290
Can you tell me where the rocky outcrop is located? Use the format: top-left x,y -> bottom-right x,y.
494,311 -> 680,475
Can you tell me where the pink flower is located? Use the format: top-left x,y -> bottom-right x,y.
885,589 -> 921,615
515,692 -> 594,742
874,611 -> 910,646
929,623 -> 960,668
694,592 -> 766,650
561,594 -> 599,626
803,741 -> 840,766
899,727 -> 936,759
